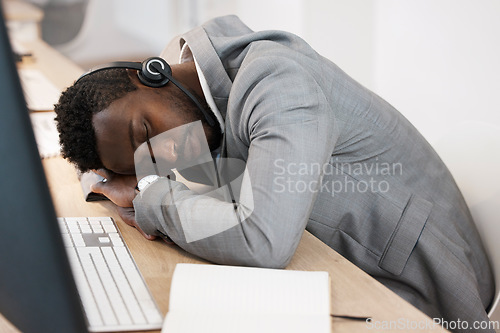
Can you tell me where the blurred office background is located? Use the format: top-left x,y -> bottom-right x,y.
28,0 -> 500,144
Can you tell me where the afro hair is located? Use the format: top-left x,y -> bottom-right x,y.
54,68 -> 137,173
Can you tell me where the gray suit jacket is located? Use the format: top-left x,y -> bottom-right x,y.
134,16 -> 494,330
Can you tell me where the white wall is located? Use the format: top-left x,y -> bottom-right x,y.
302,0 -> 375,90
190,0 -> 375,88
192,0 -> 305,39
372,0 -> 500,143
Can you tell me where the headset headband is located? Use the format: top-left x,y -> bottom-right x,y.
76,57 -> 216,128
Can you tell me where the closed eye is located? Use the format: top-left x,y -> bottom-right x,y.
144,123 -> 151,143
144,123 -> 156,163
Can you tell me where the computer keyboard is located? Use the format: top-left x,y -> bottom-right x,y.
57,217 -> 164,332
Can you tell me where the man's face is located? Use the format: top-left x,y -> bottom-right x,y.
92,86 -> 207,175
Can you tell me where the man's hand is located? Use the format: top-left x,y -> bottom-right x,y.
118,207 -> 173,244
116,206 -> 157,241
91,169 -> 160,241
90,169 -> 137,207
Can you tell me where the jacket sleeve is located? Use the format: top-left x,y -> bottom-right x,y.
133,55 -> 338,268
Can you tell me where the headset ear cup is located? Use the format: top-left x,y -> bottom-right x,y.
138,57 -> 171,88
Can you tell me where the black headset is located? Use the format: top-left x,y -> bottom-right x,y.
76,57 -> 216,127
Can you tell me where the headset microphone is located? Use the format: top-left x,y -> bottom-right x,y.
76,57 -> 216,128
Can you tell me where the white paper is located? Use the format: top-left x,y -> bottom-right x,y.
19,68 -> 61,111
162,264 -> 331,333
29,111 -> 61,158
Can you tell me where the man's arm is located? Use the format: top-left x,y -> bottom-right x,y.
134,56 -> 338,268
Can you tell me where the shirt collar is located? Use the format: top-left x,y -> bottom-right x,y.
179,43 -> 225,133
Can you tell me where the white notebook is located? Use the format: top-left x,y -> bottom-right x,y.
162,264 -> 331,333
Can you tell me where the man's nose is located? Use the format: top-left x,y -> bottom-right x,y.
134,136 -> 177,179
153,137 -> 177,164
147,136 -> 179,178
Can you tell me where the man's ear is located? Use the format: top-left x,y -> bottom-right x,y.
126,68 -> 142,86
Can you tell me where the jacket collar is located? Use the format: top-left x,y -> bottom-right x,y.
180,28 -> 232,120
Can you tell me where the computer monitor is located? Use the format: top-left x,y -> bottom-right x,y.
0,5 -> 88,333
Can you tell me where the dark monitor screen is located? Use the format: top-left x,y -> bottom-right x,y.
0,5 -> 88,333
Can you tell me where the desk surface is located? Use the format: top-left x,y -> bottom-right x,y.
0,38 -> 449,333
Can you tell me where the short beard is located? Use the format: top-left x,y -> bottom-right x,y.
164,86 -> 222,151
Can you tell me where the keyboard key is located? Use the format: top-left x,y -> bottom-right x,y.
103,224 -> 117,233
91,226 -> 104,233
72,234 -> 86,247
81,226 -> 93,233
98,237 -> 110,244
62,234 -> 72,247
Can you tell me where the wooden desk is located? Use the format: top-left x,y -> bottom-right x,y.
0,39 -> 449,333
